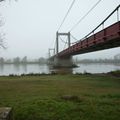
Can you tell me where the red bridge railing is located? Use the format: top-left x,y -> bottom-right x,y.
57,5 -> 120,58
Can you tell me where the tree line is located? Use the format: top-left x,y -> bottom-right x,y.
75,58 -> 120,64
75,54 -> 120,64
0,56 -> 47,64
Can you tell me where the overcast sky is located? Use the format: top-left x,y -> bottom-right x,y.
0,0 -> 120,59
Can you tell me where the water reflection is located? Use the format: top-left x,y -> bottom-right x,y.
13,64 -> 20,72
0,63 -> 120,76
0,64 -> 4,73
73,63 -> 120,74
48,66 -> 73,74
21,64 -> 27,73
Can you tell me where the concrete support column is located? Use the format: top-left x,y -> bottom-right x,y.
54,56 -> 73,68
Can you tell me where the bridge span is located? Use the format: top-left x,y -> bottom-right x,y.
49,5 -> 120,67
58,21 -> 120,58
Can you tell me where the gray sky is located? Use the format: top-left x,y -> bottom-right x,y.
0,0 -> 120,59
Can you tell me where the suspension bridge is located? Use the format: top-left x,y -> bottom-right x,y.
48,4 -> 120,67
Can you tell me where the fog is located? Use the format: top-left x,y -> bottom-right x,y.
0,0 -> 120,59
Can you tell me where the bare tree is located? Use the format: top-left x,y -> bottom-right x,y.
0,0 -> 5,2
0,0 -> 17,2
0,33 -> 6,49
0,12 -> 6,49
0,0 -> 6,49
0,0 -> 17,49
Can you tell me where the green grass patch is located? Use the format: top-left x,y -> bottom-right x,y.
0,74 -> 120,120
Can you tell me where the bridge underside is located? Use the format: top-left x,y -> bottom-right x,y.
53,37 -> 120,67
69,37 -> 120,56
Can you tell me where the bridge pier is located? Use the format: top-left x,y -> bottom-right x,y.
54,56 -> 74,68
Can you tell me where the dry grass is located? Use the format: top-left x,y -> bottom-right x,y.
0,74 -> 120,120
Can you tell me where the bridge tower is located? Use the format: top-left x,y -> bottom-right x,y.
54,31 -> 73,67
48,48 -> 55,58
48,48 -> 55,65
56,32 -> 71,54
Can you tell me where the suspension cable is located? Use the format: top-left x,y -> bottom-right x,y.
70,34 -> 78,41
58,0 -> 76,31
59,36 -> 68,44
83,4 -> 120,39
70,0 -> 102,32
63,38 -> 68,50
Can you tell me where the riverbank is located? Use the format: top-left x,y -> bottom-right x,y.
0,73 -> 120,120
5,69 -> 120,77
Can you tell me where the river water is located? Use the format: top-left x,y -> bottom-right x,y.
0,63 -> 120,76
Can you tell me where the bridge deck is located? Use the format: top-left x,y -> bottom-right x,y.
58,21 -> 120,58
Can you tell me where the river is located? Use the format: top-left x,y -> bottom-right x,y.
0,63 -> 120,76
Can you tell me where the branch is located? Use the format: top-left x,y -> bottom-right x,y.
0,32 -> 6,49
0,0 -> 5,2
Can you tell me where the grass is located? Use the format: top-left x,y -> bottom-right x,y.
0,74 -> 120,120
